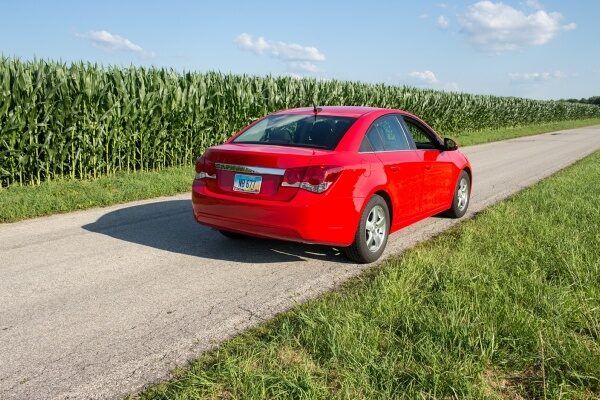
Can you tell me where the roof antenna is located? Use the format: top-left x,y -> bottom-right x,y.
312,103 -> 321,121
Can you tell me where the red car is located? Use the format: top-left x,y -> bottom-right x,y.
192,106 -> 472,263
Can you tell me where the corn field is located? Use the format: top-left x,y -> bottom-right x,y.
1,57 -> 599,187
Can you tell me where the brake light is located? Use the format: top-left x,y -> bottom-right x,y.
282,167 -> 307,188
282,166 -> 342,193
194,156 -> 216,179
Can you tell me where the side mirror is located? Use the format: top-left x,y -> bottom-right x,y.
443,137 -> 458,151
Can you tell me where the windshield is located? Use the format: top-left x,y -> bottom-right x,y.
233,114 -> 357,150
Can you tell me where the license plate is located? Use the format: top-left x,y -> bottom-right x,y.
233,173 -> 262,194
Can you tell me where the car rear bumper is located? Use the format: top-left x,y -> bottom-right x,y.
192,180 -> 361,246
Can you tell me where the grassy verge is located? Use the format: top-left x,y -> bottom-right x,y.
1,119 -> 599,223
134,151 -> 600,399
0,166 -> 193,222
453,118 -> 600,146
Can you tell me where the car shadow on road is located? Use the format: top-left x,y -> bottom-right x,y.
82,199 -> 349,264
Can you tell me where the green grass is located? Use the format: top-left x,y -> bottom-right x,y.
454,118 -> 600,146
133,150 -> 600,399
0,166 -> 193,223
0,119 -> 599,223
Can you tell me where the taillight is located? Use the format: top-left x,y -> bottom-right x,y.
282,166 -> 342,193
282,167 -> 307,188
194,156 -> 216,180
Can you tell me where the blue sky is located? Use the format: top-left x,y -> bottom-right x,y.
1,0 -> 598,99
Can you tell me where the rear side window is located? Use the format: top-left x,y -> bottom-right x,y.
233,114 -> 356,150
361,114 -> 411,152
359,136 -> 374,152
363,126 -> 385,151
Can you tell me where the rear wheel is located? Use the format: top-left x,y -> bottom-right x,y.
444,170 -> 470,218
218,230 -> 247,240
343,195 -> 389,264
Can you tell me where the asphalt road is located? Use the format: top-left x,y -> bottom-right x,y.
1,126 -> 600,399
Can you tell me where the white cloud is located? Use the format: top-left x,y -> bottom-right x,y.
524,0 -> 542,10
288,61 -> 319,73
399,70 -> 458,92
235,33 -> 270,55
408,70 -> 439,84
437,15 -> 450,30
234,33 -> 325,73
78,30 -> 154,57
437,2 -> 449,8
444,81 -> 460,91
420,13 -> 429,19
509,71 -> 564,82
460,1 -> 576,52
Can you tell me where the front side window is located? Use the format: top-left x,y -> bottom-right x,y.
360,114 -> 411,152
233,114 -> 356,150
403,118 -> 438,150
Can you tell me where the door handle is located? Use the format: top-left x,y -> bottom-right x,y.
390,166 -> 399,172
425,164 -> 432,170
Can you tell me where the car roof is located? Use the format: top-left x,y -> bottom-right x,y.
271,106 -> 405,118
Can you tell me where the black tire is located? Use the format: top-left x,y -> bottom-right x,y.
343,195 -> 390,264
218,229 -> 247,240
443,170 -> 470,218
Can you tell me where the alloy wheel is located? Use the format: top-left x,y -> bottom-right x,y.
365,205 -> 386,252
457,177 -> 469,211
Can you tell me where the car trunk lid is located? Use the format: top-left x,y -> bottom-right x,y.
203,144 -> 326,201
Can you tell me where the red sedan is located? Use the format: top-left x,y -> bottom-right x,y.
192,106 -> 472,263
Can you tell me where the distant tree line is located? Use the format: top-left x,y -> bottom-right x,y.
562,96 -> 600,106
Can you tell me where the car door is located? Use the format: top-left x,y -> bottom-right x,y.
359,114 -> 423,226
400,116 -> 455,214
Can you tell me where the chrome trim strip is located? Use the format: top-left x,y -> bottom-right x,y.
215,163 -> 286,176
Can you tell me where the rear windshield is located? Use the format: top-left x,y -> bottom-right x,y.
233,114 -> 357,150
